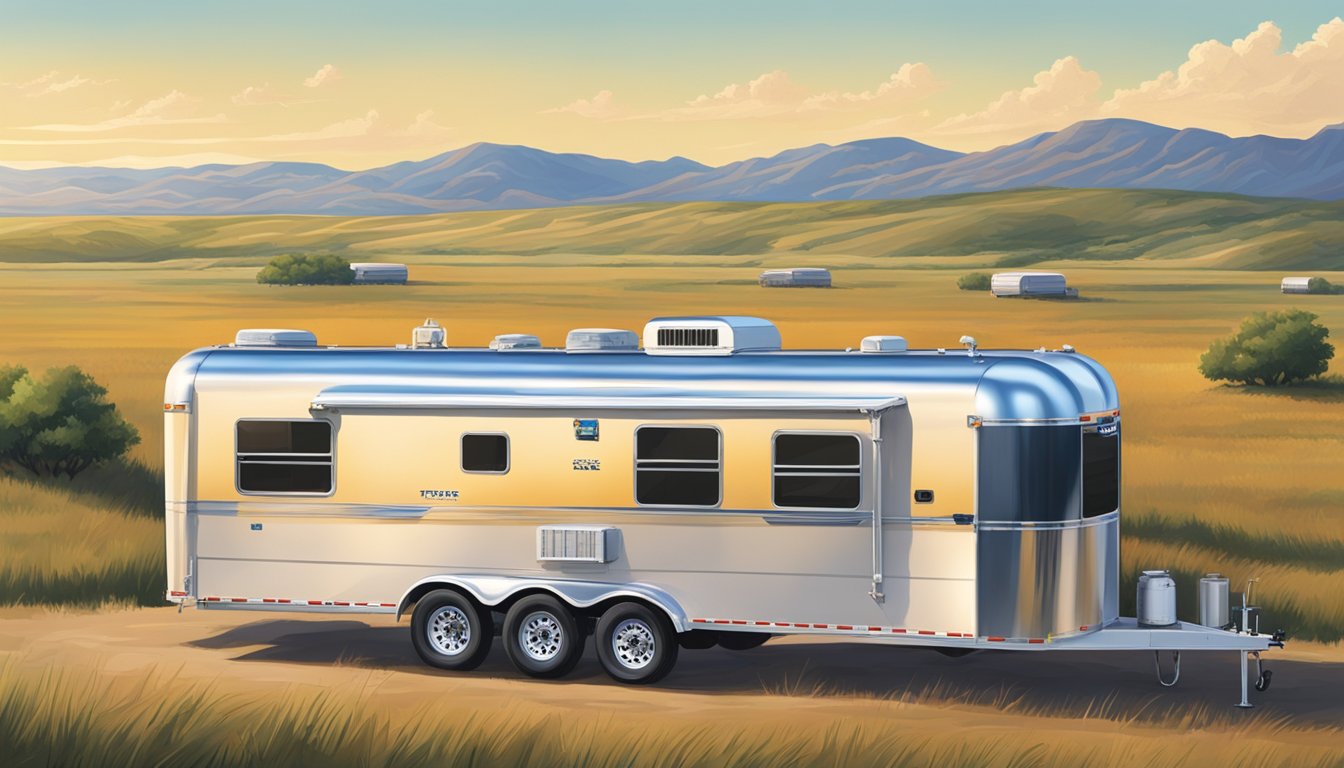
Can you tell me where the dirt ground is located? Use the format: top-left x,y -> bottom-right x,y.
2,606 -> 1341,731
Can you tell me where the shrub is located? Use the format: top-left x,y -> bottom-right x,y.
0,365 -> 140,479
957,272 -> 991,291
1199,310 -> 1334,386
1306,277 -> 1344,295
256,253 -> 354,285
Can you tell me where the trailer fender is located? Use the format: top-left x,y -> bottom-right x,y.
396,575 -> 691,632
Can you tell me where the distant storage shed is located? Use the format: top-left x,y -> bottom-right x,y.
759,268 -> 832,288
991,271 -> 1068,298
351,263 -> 408,284
1281,277 -> 1312,294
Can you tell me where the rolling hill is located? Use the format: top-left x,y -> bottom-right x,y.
2,188 -> 1342,270
1,119 -> 1342,215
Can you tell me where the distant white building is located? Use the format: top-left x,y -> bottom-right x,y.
351,263 -> 409,284
1281,277 -> 1312,294
759,268 -> 832,288
991,272 -> 1069,298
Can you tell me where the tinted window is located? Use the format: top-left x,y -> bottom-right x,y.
977,425 -> 1081,522
462,433 -> 509,473
237,420 -> 332,494
774,433 -> 861,509
1082,425 -> 1120,517
635,427 -> 720,506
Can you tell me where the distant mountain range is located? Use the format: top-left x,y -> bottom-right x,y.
2,119 -> 1343,215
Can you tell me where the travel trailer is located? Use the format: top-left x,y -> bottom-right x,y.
759,268 -> 832,287
1280,277 -> 1312,294
164,315 -> 1281,701
991,272 -> 1069,297
350,262 -> 409,284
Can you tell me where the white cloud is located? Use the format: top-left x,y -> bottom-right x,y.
398,109 -> 452,137
20,90 -> 226,133
934,56 -> 1102,139
232,83 -> 280,106
1101,18 -> 1344,136
802,63 -> 940,109
3,70 -> 106,97
544,89 -> 619,119
303,64 -> 341,88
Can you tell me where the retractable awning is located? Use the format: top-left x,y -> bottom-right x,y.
310,385 -> 905,413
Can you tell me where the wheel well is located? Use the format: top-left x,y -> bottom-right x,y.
397,581 -> 481,620
399,582 -> 680,629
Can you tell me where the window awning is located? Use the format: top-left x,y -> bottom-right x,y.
310,385 -> 905,413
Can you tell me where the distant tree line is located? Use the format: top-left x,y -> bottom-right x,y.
0,365 -> 139,479
957,272 -> 992,291
1306,277 -> 1344,295
257,253 -> 354,285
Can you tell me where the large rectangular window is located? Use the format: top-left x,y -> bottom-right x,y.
462,433 -> 509,473
1082,424 -> 1120,517
236,420 -> 333,494
635,426 -> 720,507
977,425 -> 1081,522
773,433 -> 861,509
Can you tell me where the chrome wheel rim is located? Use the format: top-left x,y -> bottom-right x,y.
428,605 -> 471,656
612,619 -> 656,670
519,611 -> 564,661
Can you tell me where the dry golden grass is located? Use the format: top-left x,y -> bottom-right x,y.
2,651 -> 1341,768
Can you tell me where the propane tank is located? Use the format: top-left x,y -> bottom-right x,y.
1137,570 -> 1177,627
1199,573 -> 1230,628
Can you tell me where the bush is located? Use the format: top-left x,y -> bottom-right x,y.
0,365 -> 140,479
1199,310 -> 1334,386
1306,277 -> 1344,295
256,253 -> 354,285
957,272 -> 991,291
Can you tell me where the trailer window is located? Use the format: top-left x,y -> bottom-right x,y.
462,433 -> 509,473
976,425 -> 1081,522
635,426 -> 720,507
236,420 -> 333,494
1082,424 -> 1119,517
772,433 -> 861,509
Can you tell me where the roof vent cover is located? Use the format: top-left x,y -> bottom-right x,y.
643,316 -> 781,356
490,333 -> 542,350
565,328 -> 639,352
235,329 -> 318,348
860,335 -> 908,353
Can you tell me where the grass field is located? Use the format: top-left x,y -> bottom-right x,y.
0,193 -> 1341,765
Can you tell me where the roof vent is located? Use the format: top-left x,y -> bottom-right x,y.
643,316 -> 781,356
234,329 -> 318,348
565,328 -> 639,352
860,335 -> 908,353
411,318 -> 446,349
490,333 -> 542,350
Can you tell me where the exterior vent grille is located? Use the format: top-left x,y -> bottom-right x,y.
657,327 -> 720,347
537,525 -> 617,563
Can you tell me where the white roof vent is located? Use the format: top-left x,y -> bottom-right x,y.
860,335 -> 908,353
235,329 -> 318,347
490,333 -> 542,350
565,328 -> 639,352
411,318 -> 446,349
643,316 -> 781,356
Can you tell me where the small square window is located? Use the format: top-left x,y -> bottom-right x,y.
462,433 -> 509,473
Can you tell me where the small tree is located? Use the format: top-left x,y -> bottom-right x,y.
1199,310 -> 1334,386
0,365 -> 140,479
957,272 -> 991,291
257,253 -> 355,285
1306,277 -> 1344,295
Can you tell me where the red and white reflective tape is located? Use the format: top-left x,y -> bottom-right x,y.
689,618 -> 973,639
194,595 -> 397,608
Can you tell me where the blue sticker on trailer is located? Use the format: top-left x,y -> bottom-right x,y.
250,523 -> 263,531
574,418 -> 599,441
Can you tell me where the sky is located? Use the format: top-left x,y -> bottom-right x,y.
1,1 -> 1342,169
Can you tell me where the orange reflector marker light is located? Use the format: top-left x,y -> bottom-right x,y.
1079,415 -> 1092,422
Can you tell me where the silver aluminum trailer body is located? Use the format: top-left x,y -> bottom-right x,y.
350,263 -> 409,284
991,271 -> 1068,297
164,316 -> 1280,698
759,268 -> 832,287
1280,277 -> 1312,294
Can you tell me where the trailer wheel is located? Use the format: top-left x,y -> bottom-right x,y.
716,632 -> 770,651
596,602 -> 678,684
411,589 -> 493,671
502,595 -> 585,679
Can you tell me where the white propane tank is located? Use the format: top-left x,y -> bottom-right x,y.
1137,570 -> 1177,627
1199,573 -> 1230,628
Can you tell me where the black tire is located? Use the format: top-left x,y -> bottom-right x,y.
677,630 -> 718,650
502,595 -> 585,679
595,602 -> 679,684
716,631 -> 770,651
410,589 -> 493,671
